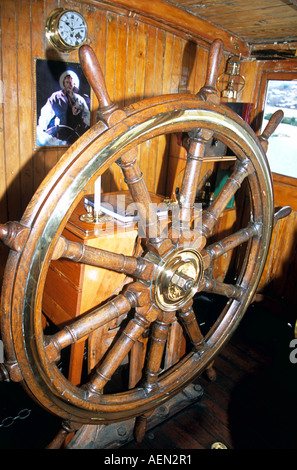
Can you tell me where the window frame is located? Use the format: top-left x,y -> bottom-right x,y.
256,63 -> 297,209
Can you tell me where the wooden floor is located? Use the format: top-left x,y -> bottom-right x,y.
123,302 -> 297,450
1,300 -> 297,449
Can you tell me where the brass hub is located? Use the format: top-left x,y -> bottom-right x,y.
152,248 -> 204,311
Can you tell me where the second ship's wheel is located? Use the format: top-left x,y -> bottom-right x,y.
1,40 -> 279,430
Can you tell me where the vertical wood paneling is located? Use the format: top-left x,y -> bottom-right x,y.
193,47 -> 209,93
104,12 -> 120,192
124,17 -> 138,107
143,25 -> 157,99
90,7 -> 107,110
115,15 -> 128,109
141,25 -> 157,189
171,36 -> 183,93
17,0 -> 34,213
2,0 -> 20,221
258,212 -> 297,308
0,2 -> 9,276
0,1 -> 245,229
0,12 -> 6,222
31,0 -> 46,193
162,33 -> 175,94
105,12 -> 117,103
178,39 -> 195,93
150,28 -> 166,195
134,21 -> 147,102
239,60 -> 260,108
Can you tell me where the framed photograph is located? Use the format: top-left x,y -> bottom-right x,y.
35,59 -> 91,148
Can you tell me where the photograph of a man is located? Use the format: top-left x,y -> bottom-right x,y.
36,59 -> 91,146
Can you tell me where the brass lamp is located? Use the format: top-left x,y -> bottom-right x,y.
217,54 -> 245,101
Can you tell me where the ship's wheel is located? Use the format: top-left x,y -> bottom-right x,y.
0,40 -> 286,444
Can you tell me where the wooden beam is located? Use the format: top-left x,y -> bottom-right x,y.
251,42 -> 297,54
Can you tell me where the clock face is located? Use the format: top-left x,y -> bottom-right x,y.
58,11 -> 87,48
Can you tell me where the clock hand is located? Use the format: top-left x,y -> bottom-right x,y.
60,20 -> 71,29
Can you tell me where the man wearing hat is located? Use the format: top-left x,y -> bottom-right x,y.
37,70 -> 90,146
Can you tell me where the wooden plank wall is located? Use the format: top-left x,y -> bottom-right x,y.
0,0 -> 227,281
0,0 -> 218,227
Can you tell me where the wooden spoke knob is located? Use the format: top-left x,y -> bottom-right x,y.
79,45 -> 115,111
274,205 -> 292,226
198,38 -> 224,100
0,221 -> 29,252
79,45 -> 126,126
261,109 -> 284,140
259,109 -> 284,152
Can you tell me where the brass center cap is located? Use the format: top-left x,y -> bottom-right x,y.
153,248 -> 204,312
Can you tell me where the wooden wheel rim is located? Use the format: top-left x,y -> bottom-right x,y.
1,97 -> 274,423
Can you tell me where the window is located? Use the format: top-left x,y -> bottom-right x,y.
262,79 -> 297,178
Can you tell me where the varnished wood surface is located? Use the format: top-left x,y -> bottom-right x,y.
0,0 -> 224,225
233,62 -> 297,312
1,298 -> 296,449
122,300 -> 297,450
258,209 -> 297,309
0,0 -> 296,432
1,0 -> 297,311
166,0 -> 297,46
42,195 -> 139,384
100,0 -> 249,55
4,0 -> 293,225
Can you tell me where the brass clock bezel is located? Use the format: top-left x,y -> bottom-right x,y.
45,8 -> 88,53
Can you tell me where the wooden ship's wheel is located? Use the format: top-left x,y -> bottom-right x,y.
0,39 -> 289,448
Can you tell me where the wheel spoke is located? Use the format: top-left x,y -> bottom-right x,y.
117,148 -> 174,256
179,133 -> 211,223
178,301 -> 204,351
52,236 -> 155,281
117,148 -> 158,239
142,319 -> 170,392
201,222 -> 260,269
202,277 -> 245,300
44,291 -> 135,363
84,314 -> 152,398
172,134 -> 212,246
201,160 -> 250,241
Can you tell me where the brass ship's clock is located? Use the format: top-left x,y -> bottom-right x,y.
46,8 -> 88,52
